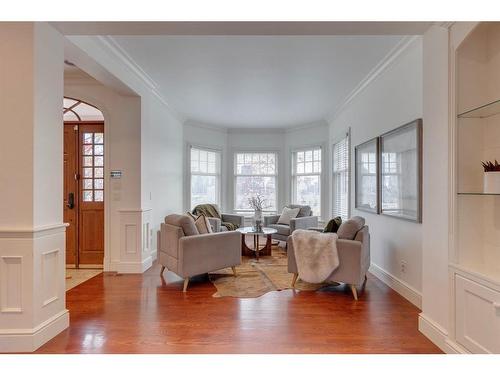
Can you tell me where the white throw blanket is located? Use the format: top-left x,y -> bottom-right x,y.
291,229 -> 339,283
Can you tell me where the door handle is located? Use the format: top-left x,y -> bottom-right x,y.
67,192 -> 74,209
493,302 -> 500,310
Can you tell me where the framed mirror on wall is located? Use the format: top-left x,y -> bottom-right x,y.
379,119 -> 422,222
355,137 -> 379,214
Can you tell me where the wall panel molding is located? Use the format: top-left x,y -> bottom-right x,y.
0,256 -> 23,313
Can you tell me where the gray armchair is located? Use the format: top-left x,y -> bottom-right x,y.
287,224 -> 370,300
264,204 -> 318,243
158,214 -> 241,292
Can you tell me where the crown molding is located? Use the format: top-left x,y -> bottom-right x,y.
433,22 -> 455,29
94,36 -> 186,123
285,120 -> 328,133
326,35 -> 420,124
184,120 -> 229,134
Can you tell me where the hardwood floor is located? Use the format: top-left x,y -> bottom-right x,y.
36,262 -> 442,354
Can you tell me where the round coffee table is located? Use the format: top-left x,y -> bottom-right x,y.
236,227 -> 277,260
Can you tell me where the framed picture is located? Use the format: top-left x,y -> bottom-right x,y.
355,137 -> 379,214
379,119 -> 422,222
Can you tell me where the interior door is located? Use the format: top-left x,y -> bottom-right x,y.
64,124 -> 78,265
78,123 -> 105,266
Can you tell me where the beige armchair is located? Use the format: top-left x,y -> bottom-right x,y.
157,214 -> 241,292
287,224 -> 370,300
264,204 -> 318,243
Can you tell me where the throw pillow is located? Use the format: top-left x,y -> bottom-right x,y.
324,216 -> 342,233
187,212 -> 213,234
277,207 -> 301,225
337,216 -> 365,240
193,214 -> 213,234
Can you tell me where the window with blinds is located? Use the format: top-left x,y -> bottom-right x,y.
332,133 -> 350,220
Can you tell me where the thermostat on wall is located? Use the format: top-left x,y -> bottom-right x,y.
110,170 -> 123,179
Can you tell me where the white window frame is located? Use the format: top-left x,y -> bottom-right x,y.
332,130 -> 351,220
233,151 -> 279,215
188,144 -> 222,210
291,146 -> 322,217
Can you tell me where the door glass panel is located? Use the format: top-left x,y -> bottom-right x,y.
83,133 -> 93,144
94,145 -> 104,155
94,190 -> 104,201
83,190 -> 93,201
94,156 -> 104,166
94,133 -> 104,144
81,129 -> 104,202
83,168 -> 93,178
83,145 -> 93,155
83,179 -> 93,189
94,168 -> 104,178
83,156 -> 93,166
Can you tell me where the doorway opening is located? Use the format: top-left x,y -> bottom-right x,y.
63,97 -> 105,270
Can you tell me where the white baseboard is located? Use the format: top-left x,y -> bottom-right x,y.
418,313 -> 468,354
0,309 -> 69,353
151,249 -> 158,262
110,256 -> 153,274
369,263 -> 422,308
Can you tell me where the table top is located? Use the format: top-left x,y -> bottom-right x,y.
236,226 -> 277,235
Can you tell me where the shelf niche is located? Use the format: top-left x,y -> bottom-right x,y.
455,22 -> 500,282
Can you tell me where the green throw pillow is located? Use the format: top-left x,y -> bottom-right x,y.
324,217 -> 342,233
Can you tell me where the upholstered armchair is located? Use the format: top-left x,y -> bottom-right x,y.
157,214 -> 241,292
192,204 -> 245,232
287,220 -> 370,300
264,204 -> 318,243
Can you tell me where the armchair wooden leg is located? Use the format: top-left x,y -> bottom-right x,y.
291,273 -> 299,288
160,265 -> 166,275
350,284 -> 358,300
231,266 -> 237,276
183,278 -> 189,293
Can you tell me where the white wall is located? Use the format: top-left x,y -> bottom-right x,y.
329,37 -> 424,300
141,93 -> 184,254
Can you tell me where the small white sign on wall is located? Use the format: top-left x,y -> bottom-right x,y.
110,170 -> 123,179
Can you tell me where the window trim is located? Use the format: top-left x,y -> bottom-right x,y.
331,129 -> 351,220
188,144 -> 223,210
291,145 -> 322,217
233,150 -> 279,215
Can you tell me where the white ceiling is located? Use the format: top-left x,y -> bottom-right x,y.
111,35 -> 404,128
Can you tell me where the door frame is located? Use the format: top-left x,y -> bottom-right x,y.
63,95 -> 110,271
64,120 -> 106,268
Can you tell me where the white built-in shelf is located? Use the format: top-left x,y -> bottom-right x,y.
450,263 -> 500,289
458,192 -> 500,196
458,98 -> 500,119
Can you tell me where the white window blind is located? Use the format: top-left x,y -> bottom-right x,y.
332,133 -> 350,220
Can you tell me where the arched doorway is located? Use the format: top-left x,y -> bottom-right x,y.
63,97 -> 105,269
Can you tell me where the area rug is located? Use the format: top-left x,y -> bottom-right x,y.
209,245 -> 336,298
65,269 -> 103,291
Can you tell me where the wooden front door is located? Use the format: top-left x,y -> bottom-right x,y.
64,122 -> 105,267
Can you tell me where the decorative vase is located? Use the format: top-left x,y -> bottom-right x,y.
253,209 -> 263,231
483,172 -> 500,194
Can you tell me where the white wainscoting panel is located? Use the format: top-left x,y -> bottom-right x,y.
0,256 -> 23,313
41,249 -> 59,307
